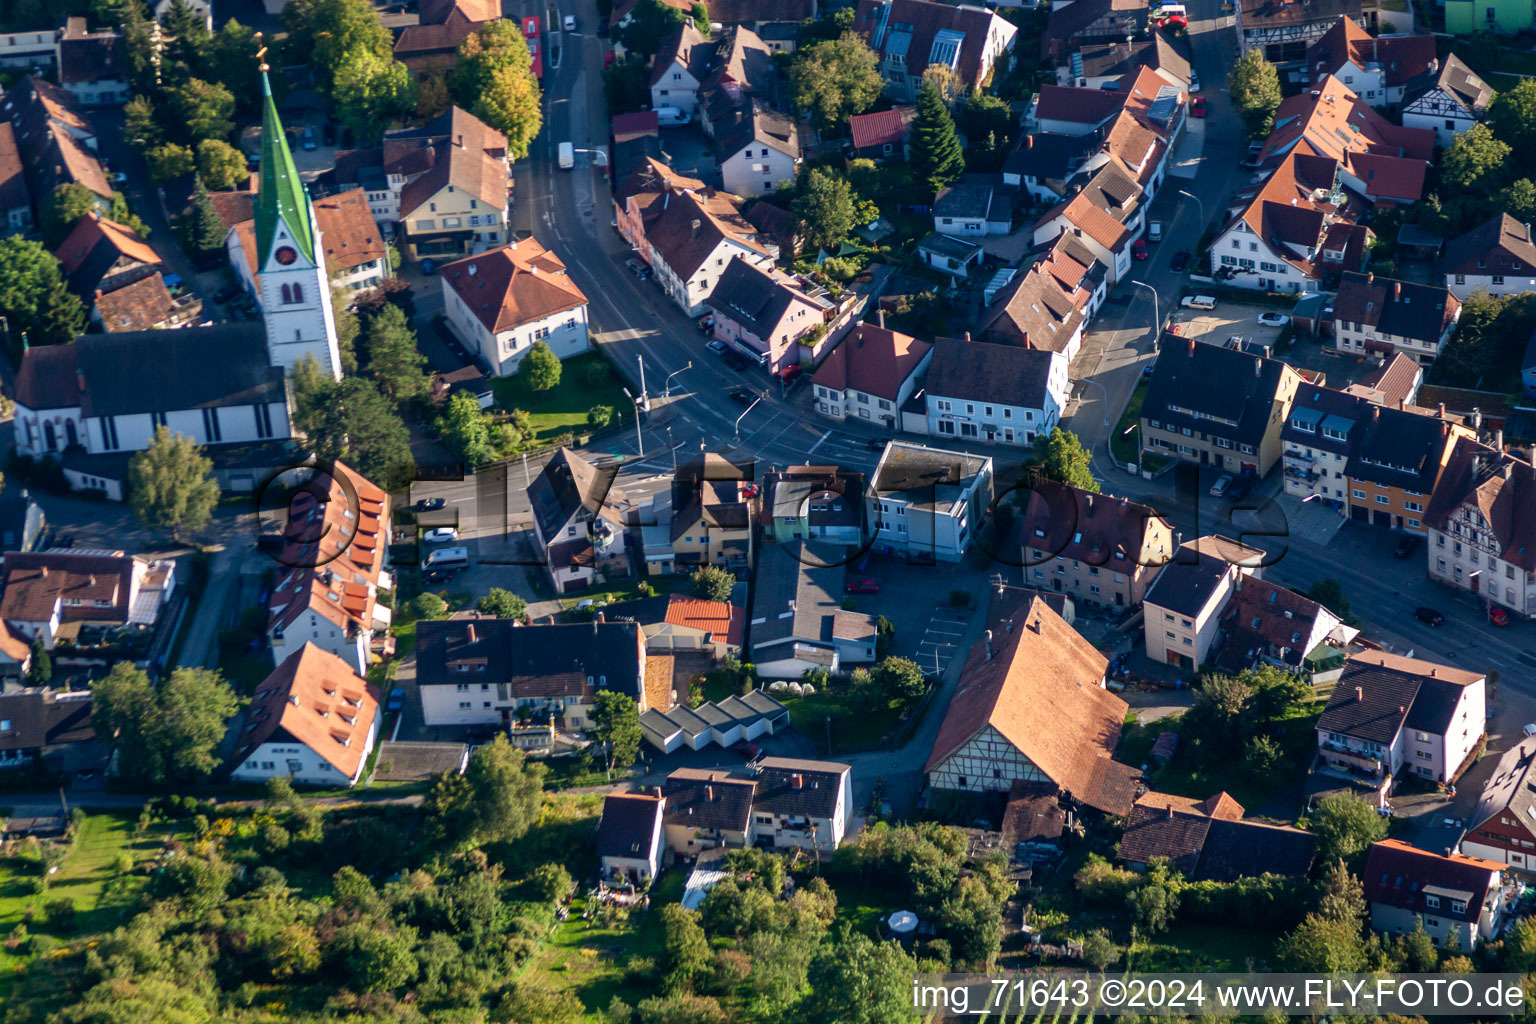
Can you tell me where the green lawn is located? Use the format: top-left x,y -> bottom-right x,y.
1109,379 -> 1173,473
826,877 -> 906,939
780,692 -> 907,754
1131,922 -> 1281,971
491,353 -> 632,445
555,574 -> 690,613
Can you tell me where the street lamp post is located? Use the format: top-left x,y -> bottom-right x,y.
733,394 -> 764,442
1072,377 -> 1111,429
1177,189 -> 1205,235
622,388 -> 645,457
1131,280 -> 1160,347
662,362 -> 691,399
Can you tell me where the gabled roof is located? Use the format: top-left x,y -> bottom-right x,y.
705,255 -> 824,341
1016,480 -> 1169,570
394,4 -> 492,60
715,103 -> 799,161
441,235 -> 589,333
1069,30 -> 1189,85
1444,213 -> 1536,277
0,122 -> 28,215
854,0 -> 1018,89
391,107 -> 510,215
1404,53 -> 1491,117
1142,336 -> 1295,447
1141,534 -> 1260,618
1469,736 -> 1536,838
1196,819 -> 1318,881
750,545 -> 878,651
416,618 -> 644,703
977,262 -> 1087,353
925,335 -> 1059,410
1242,0 -> 1363,30
93,272 -> 178,332
1259,75 -> 1433,184
1363,839 -> 1501,922
811,321 -> 930,401
1355,351 -> 1422,408
1215,575 -> 1344,670
664,594 -> 745,646
1423,439 -> 1536,572
1305,16 -> 1436,88
1041,0 -> 1146,60
662,767 -> 755,832
596,792 -> 665,860
754,756 -> 848,819
645,186 -> 770,280
1345,398 -> 1459,493
614,156 -> 707,212
850,106 -> 915,149
419,0 -> 499,21
0,688 -> 93,753
55,212 -> 160,288
237,643 -> 380,779
314,188 -> 388,272
528,448 -> 629,539
707,0 -> 814,22
1319,650 -> 1481,745
0,551 -> 135,624
650,22 -> 711,87
1003,131 -> 1102,183
58,18 -> 124,86
1034,84 -> 1125,128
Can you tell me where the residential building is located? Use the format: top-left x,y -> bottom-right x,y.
56,18 -> 127,107
975,245 -> 1096,361
1461,737 -> 1536,871
1253,77 -> 1434,206
92,272 -> 202,332
416,618 -> 648,728
527,448 -> 634,594
265,463 -> 392,676
762,466 -> 868,547
1040,0 -> 1146,62
1524,332 -> 1536,400
229,188 -> 389,299
231,643 -> 381,788
613,157 -> 707,251
870,441 -> 993,561
1355,351 -> 1425,407
1445,0 -> 1531,34
849,106 -> 915,161
1443,214 -> 1536,300
1364,840 -> 1508,949
811,318 -> 932,427
1118,791 -> 1317,879
1141,535 -> 1265,669
1282,383 -> 1378,506
597,792 -> 666,883
1343,404 -> 1469,532
716,104 -> 799,197
0,549 -> 174,651
1058,31 -> 1190,89
1140,338 -> 1306,476
0,123 -> 30,235
440,236 -> 591,376
1016,482 -> 1174,608
385,108 -> 512,259
0,27 -> 61,70
697,25 -> 779,142
705,256 -> 833,372
1303,17 -> 1436,105
1332,272 -> 1460,365
915,232 -> 986,278
0,490 -> 46,560
0,687 -> 95,772
1317,651 -> 1485,785
1032,161 -> 1144,285
933,183 -> 1011,237
925,593 -> 1139,815
1425,439 -> 1536,617
55,212 -> 160,299
641,453 -> 755,577
2,77 -> 110,212
660,767 -> 757,853
751,757 -> 853,852
601,593 -> 745,658
749,547 -> 877,678
705,0 -> 816,37
393,0 -> 499,72
1211,576 -> 1359,677
922,336 -> 1068,447
1403,55 -> 1493,147
1025,68 -> 1184,200
1002,132 -> 1102,204
649,22 -> 711,119
854,0 -> 1019,102
1237,0 -> 1371,64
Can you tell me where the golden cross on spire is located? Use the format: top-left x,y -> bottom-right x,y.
255,32 -> 269,73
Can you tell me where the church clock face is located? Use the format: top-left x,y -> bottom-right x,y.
275,246 -> 298,266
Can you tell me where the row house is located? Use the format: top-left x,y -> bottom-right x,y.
0,549 -> 175,652
926,592 -> 1138,816
1255,77 -> 1433,206
1443,213 -> 1536,301
1332,271 -> 1460,365
56,17 -> 127,107
1142,535 -> 1264,670
1464,737 -> 1536,873
440,235 -> 591,377
705,254 -> 831,372
717,105 -> 799,198
231,643 -> 381,788
1140,337 -> 1305,477
1213,152 -> 1372,293
1316,650 -> 1484,786
415,618 -> 647,728
1032,161 -> 1144,286
1402,55 -> 1493,148
1303,17 -> 1436,106
649,22 -> 712,119
1425,438 -> 1536,618
975,237 -> 1098,362
598,792 -> 666,884
1365,841 -> 1510,950
749,550 -> 877,678
1016,481 -> 1174,608
698,26 -> 779,142
855,0 -> 1018,103
811,316 -> 931,428
1237,0 -> 1372,65
266,462 -> 393,678
1057,30 -> 1190,90
762,466 -> 867,547
1040,0 -> 1147,62
528,448 -> 634,594
921,336 -> 1069,448
639,453 -> 755,578
1282,383 -> 1377,507
1210,575 -> 1358,678
659,757 -> 854,855
870,441 -> 992,562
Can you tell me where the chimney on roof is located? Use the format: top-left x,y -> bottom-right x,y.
1430,669 -> 1436,678
878,307 -> 885,329
87,575 -> 95,586
456,133 -> 463,148
1355,686 -> 1363,701
691,218 -> 702,237
1494,429 -> 1504,452
1187,337 -> 1195,357
792,773 -> 804,789
1167,803 -> 1175,820
40,565 -> 47,578
1399,398 -> 1406,411
1392,282 -> 1401,299
1367,272 -> 1374,284
1029,616 -> 1042,634
1472,407 -> 1483,430
76,369 -> 86,392
1254,356 -> 1262,378
985,629 -> 994,661
467,623 -> 476,643
706,784 -> 714,800
1438,402 -> 1446,417
597,611 -> 605,623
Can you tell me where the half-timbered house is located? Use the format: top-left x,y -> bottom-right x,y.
1402,55 -> 1492,148
1237,0 -> 1371,65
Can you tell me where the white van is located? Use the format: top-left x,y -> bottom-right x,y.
1153,3 -> 1187,15
655,106 -> 692,126
1181,295 -> 1217,310
557,141 -> 574,169
423,546 -> 470,570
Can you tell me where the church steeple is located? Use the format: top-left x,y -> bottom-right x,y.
256,69 -> 315,268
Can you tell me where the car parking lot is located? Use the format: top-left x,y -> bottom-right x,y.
1170,298 -> 1292,351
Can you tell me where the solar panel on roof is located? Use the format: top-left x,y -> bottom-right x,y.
1147,95 -> 1177,123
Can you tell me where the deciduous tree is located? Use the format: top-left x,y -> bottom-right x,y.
361,303 -> 427,401
453,21 -> 543,158
477,587 -> 527,620
1279,912 -> 1366,972
613,0 -> 686,60
803,927 -> 920,1024
519,340 -> 562,391
1489,79 -> 1536,158
786,32 -> 883,131
871,656 -> 925,704
128,426 -> 221,539
792,168 -> 859,251
659,904 -> 711,992
332,49 -> 416,142
93,662 -> 238,784
1229,50 -> 1282,138
441,391 -> 495,467
691,564 -> 736,602
1310,793 -> 1387,867
1441,123 -> 1510,193
1033,427 -> 1099,492
147,142 -> 196,183
0,236 -> 87,356
591,691 -> 642,769
290,0 -> 394,91
42,183 -> 102,248
195,139 -> 248,190
168,78 -> 236,143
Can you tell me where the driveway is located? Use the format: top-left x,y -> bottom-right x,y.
1170,299 -> 1292,351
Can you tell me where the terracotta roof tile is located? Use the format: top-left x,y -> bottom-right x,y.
94,272 -> 179,332
811,322 -> 930,402
55,213 -> 158,276
440,235 -> 588,333
0,551 -> 135,623
237,643 -> 380,779
849,107 -> 914,150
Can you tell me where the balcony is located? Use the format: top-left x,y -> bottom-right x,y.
1319,740 -> 1386,778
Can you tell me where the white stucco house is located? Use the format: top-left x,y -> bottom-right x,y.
439,236 -> 591,376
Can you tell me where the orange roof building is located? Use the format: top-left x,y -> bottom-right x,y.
440,234 -> 591,377
266,461 -> 393,678
232,642 -> 382,786
227,186 -> 389,298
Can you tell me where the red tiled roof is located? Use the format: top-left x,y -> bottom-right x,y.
440,235 -> 588,333
811,322 -> 931,402
849,107 -> 912,150
268,462 -> 391,638
94,272 -> 177,332
1306,17 -> 1437,88
238,643 -> 380,780
664,595 -> 744,646
54,213 -> 158,275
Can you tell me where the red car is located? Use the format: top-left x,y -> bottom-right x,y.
1133,239 -> 1148,260
1490,606 -> 1512,627
844,579 -> 881,594
777,365 -> 803,383
603,49 -> 615,69
1191,96 -> 1207,118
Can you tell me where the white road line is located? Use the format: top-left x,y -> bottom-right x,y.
806,429 -> 832,455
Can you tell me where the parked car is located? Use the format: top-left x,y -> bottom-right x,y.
728,386 -> 756,406
844,579 -> 881,594
1132,238 -> 1148,260
1191,96 -> 1207,118
1414,606 -> 1445,626
1170,249 -> 1190,272
1392,535 -> 1419,559
1227,474 -> 1254,500
724,351 -> 751,372
777,365 -> 803,384
731,740 -> 762,760
697,315 -> 715,333
1490,606 -> 1512,627
1257,312 -> 1290,327
415,497 -> 447,511
1148,220 -> 1163,243
625,257 -> 650,279
423,527 -> 459,544
1208,473 -> 1233,497
1189,69 -> 1201,91
301,126 -> 317,150
706,339 -> 728,356
386,688 -> 405,713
